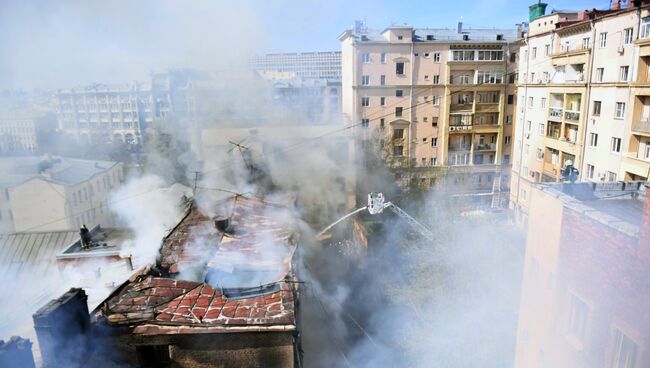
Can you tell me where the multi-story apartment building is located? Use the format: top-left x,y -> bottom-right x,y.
511,0 -> 650,223
0,94 -> 57,155
249,51 -> 342,79
0,156 -> 123,233
56,82 -> 163,146
340,22 -> 522,207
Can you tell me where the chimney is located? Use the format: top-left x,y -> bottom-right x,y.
611,0 -> 622,9
457,21 -> 463,34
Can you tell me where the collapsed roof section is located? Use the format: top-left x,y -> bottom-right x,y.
94,195 -> 299,334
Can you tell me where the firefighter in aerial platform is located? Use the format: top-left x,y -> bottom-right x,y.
80,224 -> 92,249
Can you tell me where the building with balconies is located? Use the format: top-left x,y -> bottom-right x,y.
510,0 -> 650,225
340,21 -> 522,207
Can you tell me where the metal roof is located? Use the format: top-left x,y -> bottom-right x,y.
0,156 -> 118,188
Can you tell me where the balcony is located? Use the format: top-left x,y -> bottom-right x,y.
449,125 -> 473,132
549,108 -> 563,122
621,152 -> 650,179
449,143 -> 471,151
474,143 -> 496,151
543,162 -> 558,176
564,110 -> 580,122
632,118 -> 650,135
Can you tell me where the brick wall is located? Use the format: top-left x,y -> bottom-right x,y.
555,207 -> 650,367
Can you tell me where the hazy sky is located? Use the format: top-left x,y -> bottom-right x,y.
0,0 -> 610,89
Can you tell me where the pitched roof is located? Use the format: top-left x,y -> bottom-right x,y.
0,156 -> 118,188
95,195 -> 299,333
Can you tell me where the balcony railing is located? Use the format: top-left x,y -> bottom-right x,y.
449,143 -> 472,151
632,118 -> 650,134
625,151 -> 650,162
549,107 -> 563,121
565,110 -> 580,121
475,143 -> 497,151
449,125 -> 473,132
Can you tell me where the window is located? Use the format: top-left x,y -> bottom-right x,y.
541,97 -> 547,108
361,75 -> 370,85
397,35 -> 403,40
380,53 -> 387,63
452,50 -> 475,61
361,97 -> 369,107
380,75 -> 386,85
582,37 -> 590,49
507,95 -> 514,105
527,120 -> 532,132
532,47 -> 537,59
393,145 -> 404,156
544,44 -> 550,56
610,329 -> 638,368
538,123 -> 544,135
536,148 -> 544,160
600,32 -> 607,48
608,171 -> 617,182
476,70 -> 503,84
510,52 -> 516,62
615,102 -> 626,119
528,97 -> 534,108
543,71 -> 549,83
506,115 -> 513,124
433,75 -> 440,84
642,16 -> 650,39
596,68 -> 604,82
620,66 -> 629,82
396,89 -> 404,97
396,62 -> 405,75
136,345 -> 171,367
593,101 -> 602,116
432,96 -> 440,106
530,72 -> 535,83
587,164 -> 595,179
567,294 -> 588,342
361,119 -> 369,128
589,133 -> 598,147
393,128 -> 404,138
504,135 -> 511,145
362,53 -> 370,63
395,107 -> 403,117
611,137 -> 622,153
624,28 -> 633,45
477,50 -> 504,61
424,52 -> 430,58
380,118 -> 385,129
432,117 -> 438,127
380,97 -> 385,106
431,138 -> 437,147
433,52 -> 440,62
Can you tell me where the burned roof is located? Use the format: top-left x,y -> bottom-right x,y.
94,195 -> 299,333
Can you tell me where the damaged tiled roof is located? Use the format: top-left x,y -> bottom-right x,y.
101,276 -> 295,333
95,195 -> 299,333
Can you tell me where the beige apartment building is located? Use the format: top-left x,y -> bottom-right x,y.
0,156 -> 123,233
340,22 -> 522,207
511,0 -> 650,223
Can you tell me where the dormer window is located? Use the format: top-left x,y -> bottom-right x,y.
463,35 -> 469,41
398,35 -> 403,40
496,34 -> 504,41
426,35 -> 434,41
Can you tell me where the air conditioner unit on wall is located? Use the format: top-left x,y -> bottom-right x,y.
617,46 -> 624,55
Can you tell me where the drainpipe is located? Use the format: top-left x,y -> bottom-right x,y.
578,21 -> 597,181
514,35 -> 531,211
409,37 -> 415,169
